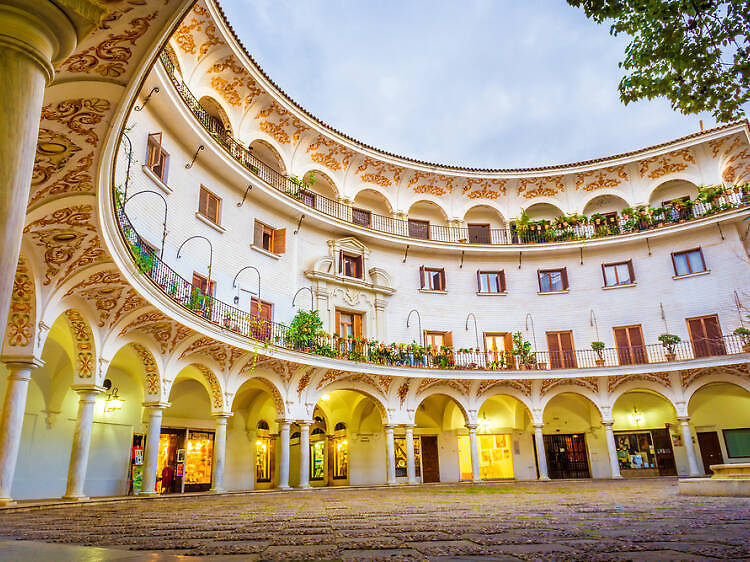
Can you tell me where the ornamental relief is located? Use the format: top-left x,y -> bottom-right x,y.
119,311 -> 192,354
540,376 -> 600,395
517,176 -> 565,199
575,165 -> 629,191
64,309 -> 95,379
255,102 -> 308,145
179,336 -> 245,372
462,178 -> 507,199
356,157 -> 402,188
194,364 -> 224,409
210,76 -> 243,106
5,256 -> 35,349
607,372 -> 672,393
131,343 -> 160,396
408,171 -> 455,196
476,378 -> 533,397
306,135 -> 355,171
638,148 -> 696,179
39,98 -> 111,147
207,56 -> 263,108
63,269 -> 145,328
721,149 -> 750,184
32,129 -> 82,187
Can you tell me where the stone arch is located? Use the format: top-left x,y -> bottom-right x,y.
475,388 -> 536,425
610,388 -> 679,429
412,388 -> 470,426
3,254 -> 38,355
540,391 -> 606,434
198,94 -> 233,136
607,382 -> 678,414
130,342 -> 162,400
310,381 -> 390,425
407,199 -> 449,223
647,178 -> 700,207
300,168 -> 339,200
248,138 -> 287,175
231,376 -> 286,419
686,376 -> 750,410
539,387 -> 605,420
462,203 -> 507,226
169,362 -> 225,412
581,193 -> 631,216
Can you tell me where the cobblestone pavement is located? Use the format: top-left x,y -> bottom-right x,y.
0,479 -> 749,560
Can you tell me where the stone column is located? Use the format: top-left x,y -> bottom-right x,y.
140,402 -> 169,496
298,421 -> 311,488
63,385 -> 104,500
0,1 -> 103,345
603,421 -> 622,479
277,420 -> 290,489
678,416 -> 702,476
0,358 -> 43,505
210,413 -> 232,493
385,425 -> 397,485
467,424 -> 481,483
534,424 -> 550,481
404,425 -> 417,484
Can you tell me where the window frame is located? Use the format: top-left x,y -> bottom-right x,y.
198,185 -> 221,225
339,251 -> 364,279
191,272 -> 216,296
476,270 -> 506,294
419,266 -> 446,291
253,220 -> 286,255
602,260 -> 635,287
537,267 -> 568,293
671,248 -> 707,276
146,132 -> 169,183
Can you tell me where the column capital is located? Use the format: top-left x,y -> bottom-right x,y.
465,424 -> 478,431
602,420 -> 615,427
142,401 -> 170,410
533,423 -> 545,430
296,419 -> 312,426
71,384 -> 105,395
677,416 -> 691,423
1,356 -> 44,373
402,424 -> 416,430
212,412 -> 233,421
276,418 -> 292,427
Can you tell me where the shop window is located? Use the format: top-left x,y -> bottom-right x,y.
408,218 -> 430,240
339,251 -> 363,279
538,268 -> 568,292
394,436 -> 421,478
687,314 -> 726,357
672,248 -> 706,276
477,270 -> 506,293
253,220 -> 286,254
352,207 -> 371,227
613,325 -> 647,365
191,272 -> 215,296
615,430 -> 676,476
602,260 -> 635,286
723,428 -> 750,458
468,223 -> 490,244
420,266 -> 446,291
184,431 -> 214,490
424,330 -> 452,350
198,186 -> 221,225
255,436 -> 272,483
332,435 -> 348,480
250,297 -> 273,340
146,132 -> 169,183
336,310 -> 362,339
546,330 -> 576,369
310,440 -> 326,481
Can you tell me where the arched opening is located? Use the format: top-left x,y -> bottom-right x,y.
198,95 -> 233,138
407,200 -> 449,240
473,394 -> 534,480
582,194 -> 630,217
413,393 -> 467,483
463,204 -> 506,244
295,170 -> 339,214
648,179 -> 699,207
352,188 -> 393,228
248,139 -> 285,175
524,202 -> 565,222
612,390 -> 680,477
541,392 -> 605,479
688,382 -> 750,474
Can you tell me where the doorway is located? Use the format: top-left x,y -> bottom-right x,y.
696,431 -> 723,474
420,436 -> 440,482
543,433 -> 591,479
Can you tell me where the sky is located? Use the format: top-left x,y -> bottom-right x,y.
220,0 -> 742,169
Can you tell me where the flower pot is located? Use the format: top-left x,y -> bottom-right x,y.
743,344 -> 750,353
665,352 -> 676,361
595,359 -> 605,367
537,362 -> 547,370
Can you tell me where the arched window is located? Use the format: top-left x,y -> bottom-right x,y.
257,420 -> 269,430
311,427 -> 325,436
334,422 -> 347,431
291,431 -> 301,439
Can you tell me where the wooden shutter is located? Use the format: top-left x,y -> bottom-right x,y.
670,252 -> 679,275
499,270 -> 506,292
335,310 -> 341,335
207,193 -> 219,223
613,327 -> 631,365
626,260 -> 635,282
560,267 -> 569,290
546,332 -> 562,369
254,221 -> 263,246
439,268 -> 446,291
537,269 -> 543,292
419,266 -> 425,289
272,228 -> 286,254
628,325 -> 645,363
147,132 -> 162,167
443,331 -> 453,347
353,313 -> 362,338
476,271 -> 482,291
689,315 -> 725,357
600,263 -> 608,285
339,251 -> 344,274
199,188 -> 209,217
558,330 -> 575,367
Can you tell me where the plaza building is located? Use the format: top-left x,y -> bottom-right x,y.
0,0 -> 749,505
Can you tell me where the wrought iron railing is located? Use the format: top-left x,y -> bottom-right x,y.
157,50 -> 750,247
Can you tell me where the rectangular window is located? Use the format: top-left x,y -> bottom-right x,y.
394,436 -> 421,477
339,251 -> 363,279
424,330 -> 452,349
198,186 -> 221,225
613,325 -> 647,365
723,428 -> 750,458
408,219 -> 430,240
538,268 -> 568,292
546,330 -> 576,369
468,223 -> 491,244
672,248 -> 706,276
352,207 -> 371,227
602,260 -> 635,286
687,314 -> 726,358
253,220 -> 286,254
477,270 -> 506,293
146,132 -> 169,183
484,332 -> 512,366
191,272 -> 215,296
419,266 -> 446,291
336,310 -> 362,339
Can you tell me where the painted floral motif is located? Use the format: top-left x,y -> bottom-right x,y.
306,135 -> 354,171
638,148 -> 696,179
356,158 -> 402,188
195,364 -> 224,409
575,166 -> 629,191
64,269 -> 146,328
132,343 -> 160,396
64,310 -> 95,379
607,372 -> 672,393
462,178 -> 507,199
517,176 -> 565,199
5,257 -> 35,348
255,102 -> 307,145
39,98 -> 111,146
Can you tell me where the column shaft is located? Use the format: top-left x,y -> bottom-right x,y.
534,424 -> 550,481
385,425 -> 397,485
278,421 -> 290,489
405,426 -> 417,484
603,422 -> 622,479
64,388 -> 102,500
298,422 -> 310,488
468,426 -> 481,483
211,415 -> 230,493
679,417 -> 702,476
140,405 -> 166,495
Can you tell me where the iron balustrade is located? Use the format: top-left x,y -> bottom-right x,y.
157,50 -> 750,247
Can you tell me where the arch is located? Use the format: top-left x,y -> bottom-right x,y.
647,178 -> 699,207
352,187 -> 394,216
541,391 -> 605,433
198,95 -> 233,137
523,202 -> 565,222
475,385 -> 536,422
3,253 -> 37,355
130,342 -> 162,400
581,193 -> 631,216
248,138 -> 287,175
539,387 -> 605,420
407,199 -> 449,223
476,392 -> 534,432
62,309 -> 96,380
334,422 -> 347,431
231,376 -> 286,419
611,388 -> 678,430
412,388 -> 469,427
300,168 -> 339,200
462,203 -> 507,227
311,384 -> 389,425
163,43 -> 182,77
169,363 -> 224,412
687,379 -> 750,414
607,383 -> 677,414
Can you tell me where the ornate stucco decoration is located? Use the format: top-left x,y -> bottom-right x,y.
462,178 -> 507,199
638,148 -> 696,179
575,165 -> 629,191
254,101 -> 308,145
517,176 -> 565,199
119,310 -> 192,354
64,269 -> 145,328
306,135 -> 355,171
356,157 -> 402,188
408,171 -> 455,196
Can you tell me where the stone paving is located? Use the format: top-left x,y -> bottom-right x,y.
0,479 -> 749,560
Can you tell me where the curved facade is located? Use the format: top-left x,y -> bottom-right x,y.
0,0 -> 749,503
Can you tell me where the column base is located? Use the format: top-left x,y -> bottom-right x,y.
0,497 -> 17,507
277,485 -> 291,490
137,491 -> 159,497
297,484 -> 311,489
472,479 -> 482,484
611,475 -> 624,480
538,476 -> 551,481
407,480 -> 418,486
209,488 -> 226,494
62,495 -> 90,501
387,481 -> 398,486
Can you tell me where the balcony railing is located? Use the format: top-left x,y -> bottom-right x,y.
114,189 -> 749,372
157,50 -> 750,247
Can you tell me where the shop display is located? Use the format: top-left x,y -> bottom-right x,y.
185,431 -> 214,487
310,440 -> 325,481
394,436 -> 421,478
332,436 -> 348,480
615,429 -> 676,476
256,437 -> 272,483
458,434 -> 514,480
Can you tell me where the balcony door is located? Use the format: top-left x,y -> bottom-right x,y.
546,330 -> 576,369
687,315 -> 725,358
613,325 -> 647,365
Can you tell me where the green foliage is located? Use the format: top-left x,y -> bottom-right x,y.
733,326 -> 750,344
512,332 -> 535,367
591,341 -> 606,351
131,243 -> 155,275
286,309 -> 324,350
566,0 -> 750,122
658,333 -> 681,353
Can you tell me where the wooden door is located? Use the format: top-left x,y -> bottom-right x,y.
687,315 -> 726,358
697,431 -> 723,474
546,331 -> 576,369
468,223 -> 490,244
651,429 -> 677,476
420,436 -> 440,483
613,325 -> 647,365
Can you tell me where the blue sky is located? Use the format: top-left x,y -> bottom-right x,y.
220,0 -> 735,169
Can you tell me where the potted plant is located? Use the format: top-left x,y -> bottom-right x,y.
591,341 -> 606,367
286,309 -> 325,352
658,333 -> 681,361
512,332 -> 536,370
733,327 -> 750,353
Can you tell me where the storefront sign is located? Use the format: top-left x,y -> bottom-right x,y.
176,463 -> 184,476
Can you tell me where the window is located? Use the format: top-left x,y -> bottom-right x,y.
477,270 -> 506,293
408,218 -> 430,240
394,436 -> 421,477
613,325 -> 647,365
420,266 -> 446,291
538,268 -> 568,292
352,207 -> 371,227
687,314 -> 726,358
191,272 -> 215,296
424,330 -> 452,349
255,437 -> 272,483
339,251 -> 363,279
723,428 -> 750,458
468,223 -> 491,244
198,186 -> 221,225
602,260 -> 635,287
146,132 -> 169,182
484,332 -> 512,364
253,220 -> 286,254
546,330 -> 576,369
336,310 -> 362,338
250,298 -> 273,341
672,248 -> 706,276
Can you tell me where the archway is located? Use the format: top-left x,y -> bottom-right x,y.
248,139 -> 285,175
648,179 -> 698,207
688,382 -> 750,474
198,95 -> 233,137
407,200 -> 448,239
463,204 -> 506,244
413,393 -> 468,483
352,188 -> 393,228
524,202 -> 564,222
582,194 -> 630,216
